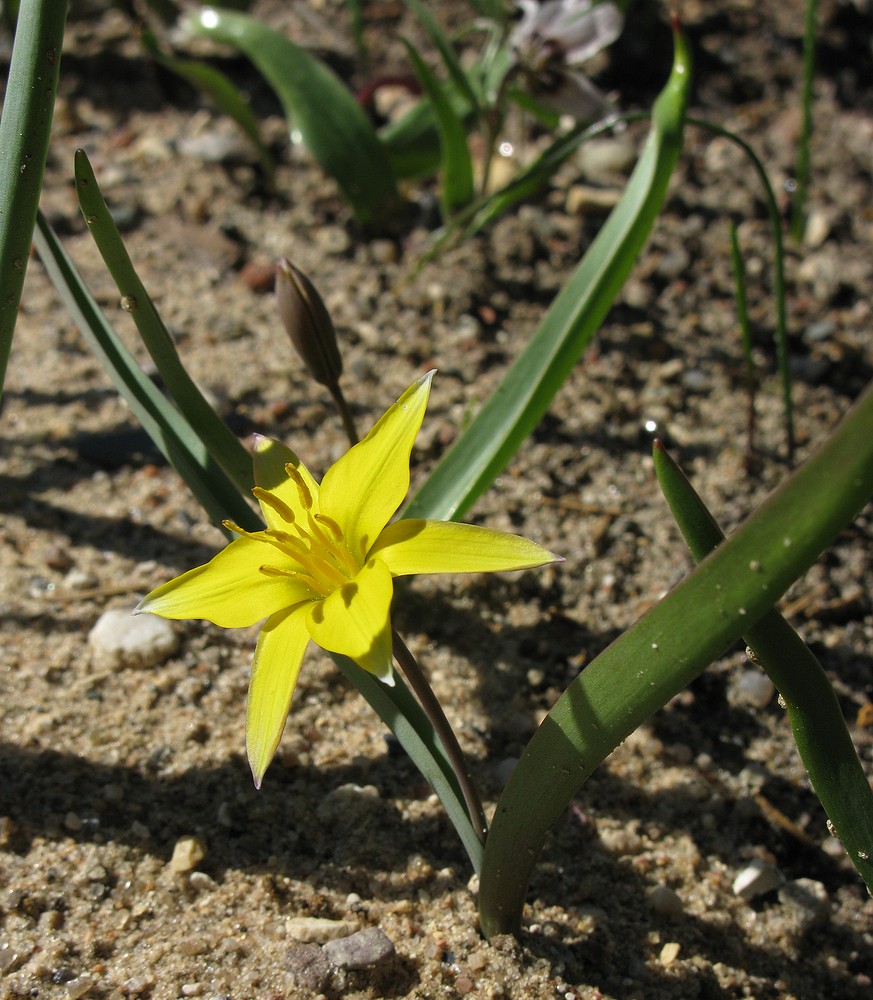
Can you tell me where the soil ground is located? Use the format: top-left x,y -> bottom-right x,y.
1,1 -> 872,997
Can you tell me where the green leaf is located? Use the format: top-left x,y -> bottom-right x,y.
0,0 -> 67,400
185,7 -> 399,225
653,439 -> 873,895
405,27 -> 691,521
33,212 -> 261,534
335,654 -> 484,873
404,0 -> 481,113
74,150 -> 255,500
402,39 -> 474,216
479,378 -> 873,937
140,27 -> 276,192
379,86 -> 476,180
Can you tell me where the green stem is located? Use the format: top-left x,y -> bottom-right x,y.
392,631 -> 488,843
689,116 -> 794,461
328,380 -> 360,446
0,0 -> 68,400
791,0 -> 817,241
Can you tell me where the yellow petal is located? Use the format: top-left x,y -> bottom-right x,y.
135,536 -> 314,627
246,604 -> 311,787
305,558 -> 395,681
252,435 -> 321,528
318,372 -> 433,564
370,519 -> 561,576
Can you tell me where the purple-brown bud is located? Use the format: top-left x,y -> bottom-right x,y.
276,258 -> 343,388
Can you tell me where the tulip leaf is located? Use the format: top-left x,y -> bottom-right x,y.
652,439 -> 873,895
185,7 -> 399,225
74,150 -> 255,500
479,379 -> 873,937
33,212 -> 261,534
405,24 -> 691,521
0,0 -> 67,400
402,39 -> 474,216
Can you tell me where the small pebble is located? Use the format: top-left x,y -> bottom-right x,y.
286,942 -> 332,992
322,927 -> 395,969
169,836 -> 206,873
647,884 -> 684,918
88,608 -> 178,671
63,974 -> 96,999
285,917 -> 357,943
659,941 -> 681,966
732,858 -> 782,900
565,184 -> 621,216
736,669 -> 775,708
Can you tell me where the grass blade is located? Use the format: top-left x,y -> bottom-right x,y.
405,24 -> 691,521
402,39 -> 474,216
404,0 -> 481,113
140,28 -> 276,192
479,379 -> 873,937
33,212 -> 261,533
0,0 -> 67,399
74,150 -> 254,498
653,438 -> 873,894
185,7 -> 399,225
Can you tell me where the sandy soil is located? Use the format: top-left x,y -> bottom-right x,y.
1,1 -> 872,997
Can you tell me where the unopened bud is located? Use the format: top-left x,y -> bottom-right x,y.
276,258 -> 342,388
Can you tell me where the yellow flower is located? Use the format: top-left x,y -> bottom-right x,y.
136,372 -> 559,786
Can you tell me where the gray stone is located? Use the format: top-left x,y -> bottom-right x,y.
647,884 -> 684,917
286,942 -> 332,992
778,878 -> 831,930
323,927 -> 395,969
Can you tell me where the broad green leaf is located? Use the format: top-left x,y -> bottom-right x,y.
185,7 -> 399,225
405,26 -> 691,521
480,379 -> 873,937
0,0 -> 67,400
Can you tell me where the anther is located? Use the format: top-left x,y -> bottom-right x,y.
252,486 -> 297,524
285,464 -> 313,510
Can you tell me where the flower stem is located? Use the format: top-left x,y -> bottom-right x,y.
392,631 -> 488,843
328,380 -> 359,445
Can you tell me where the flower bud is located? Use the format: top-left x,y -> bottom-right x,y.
276,258 -> 343,388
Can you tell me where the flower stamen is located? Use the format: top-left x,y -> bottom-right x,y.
252,486 -> 297,525
284,464 -> 314,511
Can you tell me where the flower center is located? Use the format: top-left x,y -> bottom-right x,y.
239,465 -> 360,599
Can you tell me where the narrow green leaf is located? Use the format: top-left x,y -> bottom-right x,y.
402,39 -> 474,216
0,0 -> 67,400
479,379 -> 873,937
653,439 -> 873,894
379,90 -> 475,180
33,212 -> 261,534
405,0 -> 481,113
74,150 -> 255,500
140,28 -> 276,192
688,116 -> 794,460
335,655 -> 484,873
405,26 -> 691,521
185,7 -> 399,225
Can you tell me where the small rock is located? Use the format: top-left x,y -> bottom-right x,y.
565,184 -> 621,216
804,209 -> 831,248
647,884 -> 684,918
659,941 -> 681,966
286,942 -> 332,992
285,917 -> 357,944
736,669 -> 775,708
576,137 -> 638,177
732,858 -> 782,900
323,927 -> 395,970
63,974 -> 96,999
169,836 -> 206,873
778,878 -> 830,930
63,568 -> 98,591
188,871 -> 216,892
88,608 -> 178,671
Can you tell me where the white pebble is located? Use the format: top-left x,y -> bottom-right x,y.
736,669 -> 776,708
778,878 -> 830,929
88,608 -> 178,671
732,858 -> 783,900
